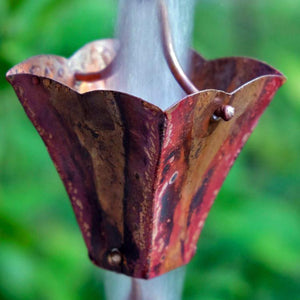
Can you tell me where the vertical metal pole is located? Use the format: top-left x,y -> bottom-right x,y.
103,266 -> 186,300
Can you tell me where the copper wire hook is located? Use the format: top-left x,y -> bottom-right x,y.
74,0 -> 234,120
74,0 -> 198,94
158,0 -> 234,120
158,0 -> 198,94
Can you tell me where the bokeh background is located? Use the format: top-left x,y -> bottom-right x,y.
0,0 -> 299,299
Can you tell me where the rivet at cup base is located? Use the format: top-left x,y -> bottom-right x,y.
107,248 -> 122,266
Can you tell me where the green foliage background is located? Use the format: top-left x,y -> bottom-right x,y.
0,0 -> 299,299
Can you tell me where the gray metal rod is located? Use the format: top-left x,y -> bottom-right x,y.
103,267 -> 186,300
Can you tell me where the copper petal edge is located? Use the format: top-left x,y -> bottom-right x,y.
6,39 -> 285,278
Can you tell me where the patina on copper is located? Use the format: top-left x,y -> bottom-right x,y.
6,40 -> 285,278
6,0 -> 286,277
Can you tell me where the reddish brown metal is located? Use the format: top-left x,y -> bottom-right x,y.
74,51 -> 118,81
6,39 -> 285,279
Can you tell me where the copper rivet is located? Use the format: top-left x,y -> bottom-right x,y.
107,248 -> 122,266
213,105 -> 235,121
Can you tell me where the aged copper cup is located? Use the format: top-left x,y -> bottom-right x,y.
6,1 -> 285,279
